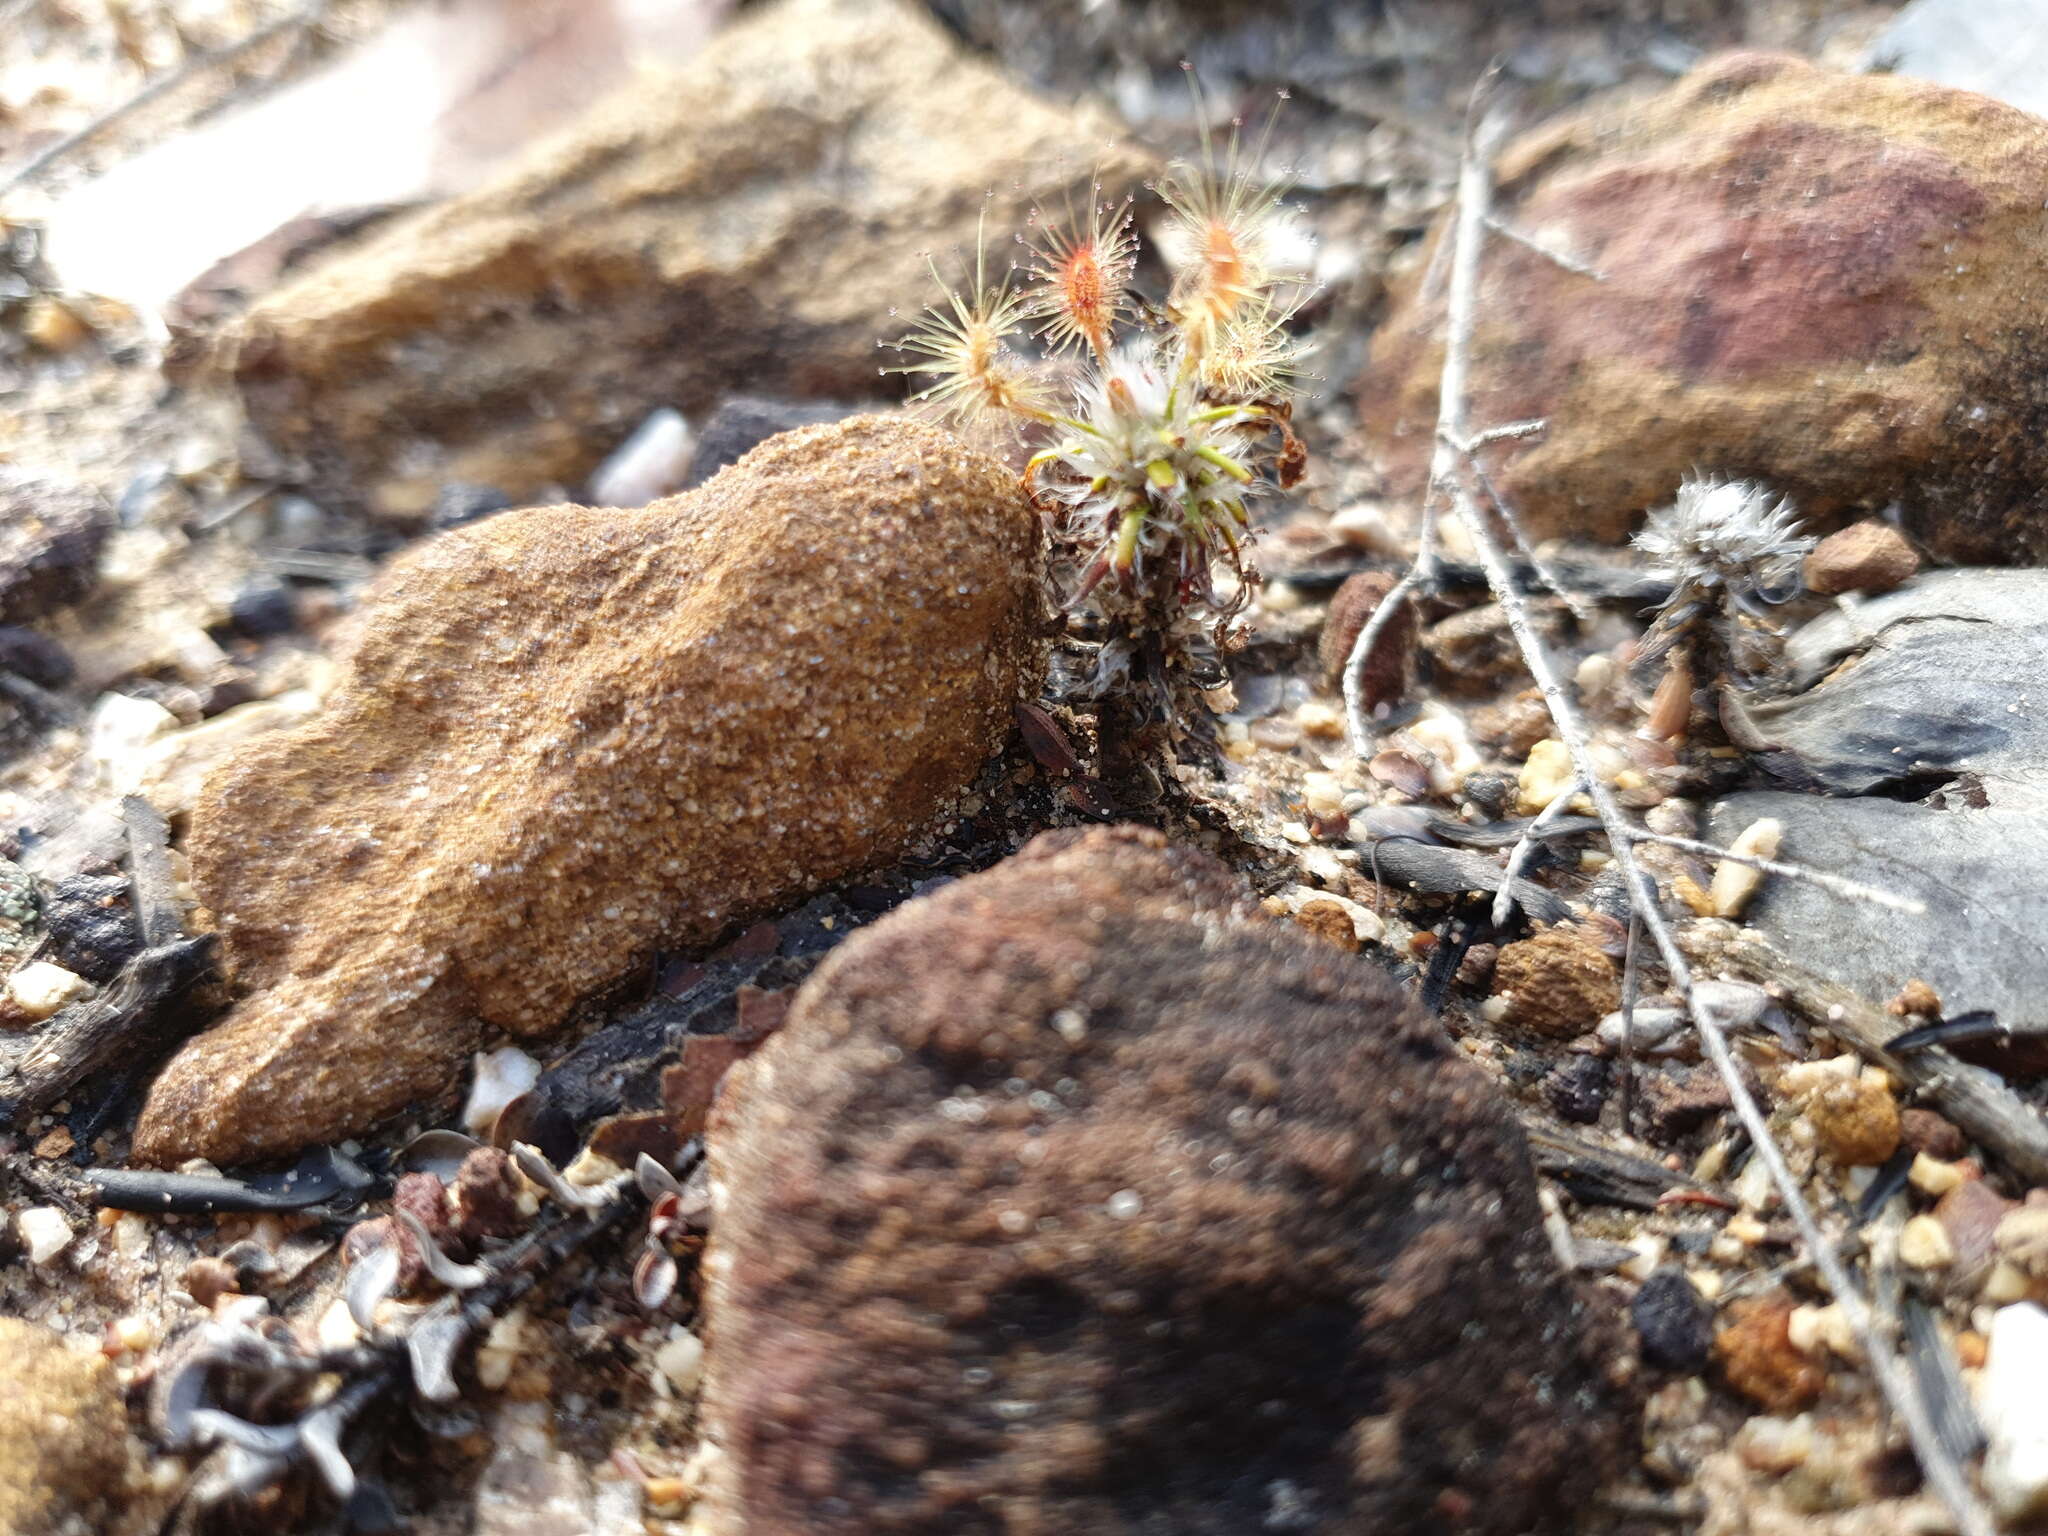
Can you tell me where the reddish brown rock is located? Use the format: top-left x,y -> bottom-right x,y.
132,417 -> 1044,1166
1715,1294 -> 1825,1413
1318,569 -> 1416,703
697,825 -> 1632,1536
1803,520 -> 1921,595
221,0 -> 1144,519
1362,52 -> 2048,562
1491,926 -> 1621,1040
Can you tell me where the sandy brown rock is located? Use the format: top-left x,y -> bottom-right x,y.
697,825 -> 1632,1535
222,0 -> 1145,519
1491,926 -> 1621,1040
1714,1294 -> 1825,1413
133,416 -> 1043,1166
1802,1076 -> 1902,1168
1803,520 -> 1921,596
0,1319 -> 142,1535
1362,52 -> 2048,562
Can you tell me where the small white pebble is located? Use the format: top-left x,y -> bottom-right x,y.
655,1327 -> 705,1394
16,1206 -> 72,1264
1786,1304 -> 1826,1357
1901,1214 -> 1957,1270
1710,817 -> 1782,918
1983,1303 -> 2048,1521
563,1148 -> 628,1188
1105,1190 -> 1143,1220
1327,502 -> 1404,554
4,961 -> 93,1021
112,1213 -> 151,1259
462,1045 -> 541,1138
1050,1008 -> 1087,1044
1574,653 -> 1616,699
317,1297 -> 363,1352
1986,1261 -> 2033,1306
1295,701 -> 1345,739
112,1315 -> 155,1353
1300,772 -> 1346,820
1724,1213 -> 1768,1248
1479,995 -> 1511,1024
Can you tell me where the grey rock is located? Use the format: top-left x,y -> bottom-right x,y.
683,397 -> 858,489
1735,569 -> 2048,797
1709,570 -> 2048,1024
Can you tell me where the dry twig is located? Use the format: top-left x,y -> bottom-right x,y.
1354,88 -> 1997,1536
0,0 -> 326,199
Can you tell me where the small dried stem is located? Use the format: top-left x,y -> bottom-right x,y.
1453,419 -> 1547,452
1492,778 -> 1583,929
1483,213 -> 1607,280
1618,910 -> 1642,1138
1625,828 -> 1926,915
1465,452 -> 1596,625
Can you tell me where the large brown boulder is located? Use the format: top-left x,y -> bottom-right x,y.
696,825 -> 1633,1535
132,417 -> 1044,1166
1361,52 -> 2048,562
220,0 -> 1144,520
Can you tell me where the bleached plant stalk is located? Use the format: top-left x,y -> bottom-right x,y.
1626,828 -> 1926,915
1397,98 -> 1997,1536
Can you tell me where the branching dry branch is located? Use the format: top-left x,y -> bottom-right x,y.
1354,90 -> 1998,1536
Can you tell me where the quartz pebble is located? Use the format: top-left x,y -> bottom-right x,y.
1983,1303 -> 2048,1522
16,1207 -> 72,1264
3,960 -> 92,1022
1709,817 -> 1780,918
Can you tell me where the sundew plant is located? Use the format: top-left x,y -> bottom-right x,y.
886,83 -> 1311,747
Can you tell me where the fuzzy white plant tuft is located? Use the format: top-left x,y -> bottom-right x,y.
1633,474 -> 1813,610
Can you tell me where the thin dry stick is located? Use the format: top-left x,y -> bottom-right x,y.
1627,828 -> 1927,915
0,0 -> 326,198
1421,106 -> 1995,1536
1462,451 -> 1595,624
1492,778 -> 1583,929
1618,909 -> 1642,1138
1483,213 -> 1607,281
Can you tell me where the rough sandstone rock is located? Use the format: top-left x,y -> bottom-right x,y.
1802,519 -> 1921,596
222,0 -> 1145,520
696,825 -> 1631,1535
1361,52 -> 2048,562
1491,926 -> 1621,1040
0,1319 -> 141,1535
132,417 -> 1044,1166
